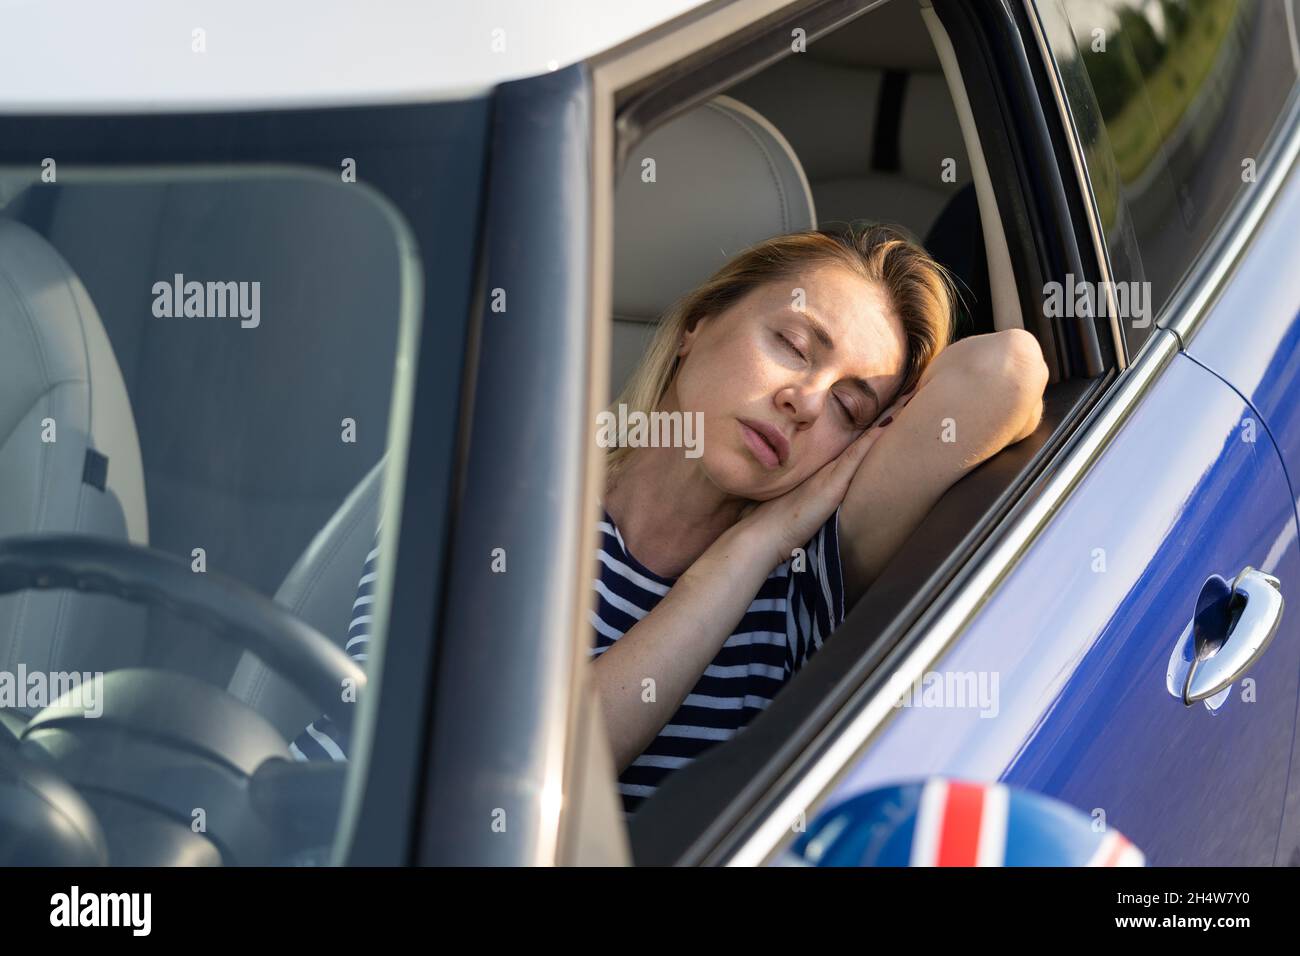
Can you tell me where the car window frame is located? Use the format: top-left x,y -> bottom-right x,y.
583,0 -> 1125,866
1026,0 -> 1147,367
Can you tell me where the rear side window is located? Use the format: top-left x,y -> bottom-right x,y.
1062,0 -> 1299,313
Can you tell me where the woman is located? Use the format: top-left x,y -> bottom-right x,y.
292,223 -> 1049,816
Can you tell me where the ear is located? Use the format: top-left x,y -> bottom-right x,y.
678,321 -> 702,358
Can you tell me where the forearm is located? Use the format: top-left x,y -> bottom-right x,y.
592,518 -> 777,772
838,446 -> 951,604
1011,395 -> 1045,444
839,330 -> 1049,604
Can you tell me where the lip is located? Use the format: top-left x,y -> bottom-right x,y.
738,418 -> 790,468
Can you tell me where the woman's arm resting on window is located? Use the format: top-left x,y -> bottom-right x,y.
838,328 -> 1049,606
592,518 -> 785,773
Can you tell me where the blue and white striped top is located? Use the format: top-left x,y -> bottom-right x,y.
591,506 -> 846,814
287,536 -> 378,763
290,505 -> 847,816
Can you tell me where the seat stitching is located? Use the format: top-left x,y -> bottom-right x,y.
0,225 -> 99,675
707,103 -> 794,230
50,276 -> 98,669
0,390 -> 57,675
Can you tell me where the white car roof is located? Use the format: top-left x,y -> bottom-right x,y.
0,0 -> 710,113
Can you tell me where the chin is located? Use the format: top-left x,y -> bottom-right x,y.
700,447 -> 791,501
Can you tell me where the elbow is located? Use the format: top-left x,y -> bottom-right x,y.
975,328 -> 1049,443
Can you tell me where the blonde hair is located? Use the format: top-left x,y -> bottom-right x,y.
605,222 -> 956,480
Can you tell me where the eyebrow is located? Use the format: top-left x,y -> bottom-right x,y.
798,311 -> 881,417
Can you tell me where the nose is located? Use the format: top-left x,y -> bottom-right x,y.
775,382 -> 827,427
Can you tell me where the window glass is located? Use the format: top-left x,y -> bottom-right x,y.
1039,0 -> 1156,357
1061,0 -> 1298,314
0,101 -> 486,865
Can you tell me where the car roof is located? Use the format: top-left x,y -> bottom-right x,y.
0,0 -> 711,113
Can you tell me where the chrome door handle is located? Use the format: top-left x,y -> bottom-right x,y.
1184,567 -> 1284,704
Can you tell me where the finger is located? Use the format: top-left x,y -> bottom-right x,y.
836,423 -> 884,467
808,433 -> 867,488
876,388 -> 918,425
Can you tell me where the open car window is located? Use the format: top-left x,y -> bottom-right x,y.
588,0 -> 1118,862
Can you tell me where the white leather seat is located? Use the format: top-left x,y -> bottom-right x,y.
29,179 -> 401,599
611,94 -> 817,399
0,218 -> 149,698
724,0 -> 971,242
227,458 -> 384,739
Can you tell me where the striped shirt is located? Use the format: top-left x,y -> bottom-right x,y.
593,506 -> 846,815
287,534 -> 379,762
291,505 -> 847,818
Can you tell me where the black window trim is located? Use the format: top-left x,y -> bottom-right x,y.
1022,0 -> 1133,370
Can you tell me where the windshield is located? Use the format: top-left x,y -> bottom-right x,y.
0,101 -> 488,865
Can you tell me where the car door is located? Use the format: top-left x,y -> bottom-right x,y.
1168,108 -> 1300,864
822,334 -> 1300,865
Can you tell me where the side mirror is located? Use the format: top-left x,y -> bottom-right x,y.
778,778 -> 1144,867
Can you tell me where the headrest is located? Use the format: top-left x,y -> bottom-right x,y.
613,95 -> 816,323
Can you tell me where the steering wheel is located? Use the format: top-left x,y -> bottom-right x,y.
0,534 -> 368,866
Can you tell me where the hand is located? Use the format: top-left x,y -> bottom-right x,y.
738,387 -> 919,568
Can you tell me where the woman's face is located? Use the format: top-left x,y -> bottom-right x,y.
672,263 -> 908,500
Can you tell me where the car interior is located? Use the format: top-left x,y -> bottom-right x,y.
0,171 -> 405,862
608,0 -> 1110,858
610,0 -> 1020,400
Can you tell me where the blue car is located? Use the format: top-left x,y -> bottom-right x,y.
0,0 -> 1296,867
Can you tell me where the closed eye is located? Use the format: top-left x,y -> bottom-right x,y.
777,331 -> 807,362
779,332 -> 862,425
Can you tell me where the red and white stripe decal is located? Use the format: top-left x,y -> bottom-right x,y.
910,779 -> 1008,866
1087,830 -> 1145,867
